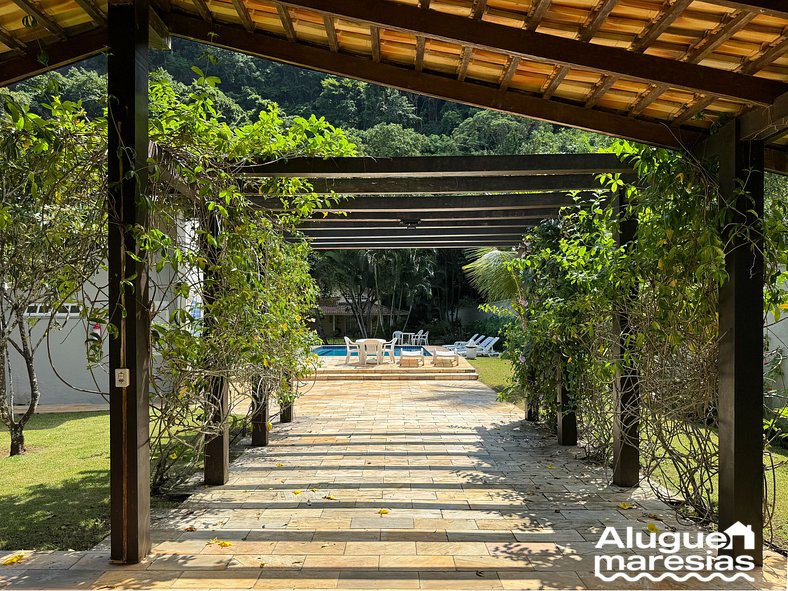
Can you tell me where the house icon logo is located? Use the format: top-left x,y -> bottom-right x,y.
723,521 -> 755,550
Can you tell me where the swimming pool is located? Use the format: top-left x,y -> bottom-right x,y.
312,345 -> 432,357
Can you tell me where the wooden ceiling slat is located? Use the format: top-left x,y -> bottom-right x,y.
10,0 -> 67,40
272,0 -> 785,105
629,10 -> 756,117
672,30 -> 788,126
301,227 -> 528,238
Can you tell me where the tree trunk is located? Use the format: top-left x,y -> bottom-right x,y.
9,424 -> 24,456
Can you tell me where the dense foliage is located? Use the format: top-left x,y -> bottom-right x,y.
467,143 -> 788,533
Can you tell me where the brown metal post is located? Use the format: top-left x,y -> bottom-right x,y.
717,121 -> 764,565
108,0 -> 151,564
251,377 -> 270,446
613,191 -> 640,487
557,356 -> 577,445
202,210 -> 230,486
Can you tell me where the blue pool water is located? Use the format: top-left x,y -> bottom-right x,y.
313,345 -> 431,357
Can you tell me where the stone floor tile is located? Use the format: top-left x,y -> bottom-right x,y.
93,570 -> 181,589
174,569 -> 262,589
302,555 -> 379,569
498,570 -> 586,590
338,570 -> 420,589
253,569 -> 341,589
415,541 -> 490,556
229,555 -> 306,570
271,542 -> 346,555
343,541 -> 416,555
417,570 -> 503,590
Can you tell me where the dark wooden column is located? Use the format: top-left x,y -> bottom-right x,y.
717,121 -> 764,565
557,356 -> 577,445
251,377 -> 270,446
107,0 -> 151,565
202,211 -> 230,486
612,191 -> 640,487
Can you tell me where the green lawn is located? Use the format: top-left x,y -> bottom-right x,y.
0,412 -> 111,551
468,357 -> 513,394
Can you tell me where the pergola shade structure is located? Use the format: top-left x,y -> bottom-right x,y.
0,0 -> 784,570
245,154 -> 624,248
1,0 -> 787,165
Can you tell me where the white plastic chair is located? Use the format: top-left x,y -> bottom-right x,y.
343,336 -> 360,365
416,330 -> 429,346
411,330 -> 424,345
446,334 -> 481,351
458,336 -> 494,356
382,337 -> 397,363
476,336 -> 501,357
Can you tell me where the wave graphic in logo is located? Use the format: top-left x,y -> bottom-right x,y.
594,571 -> 754,583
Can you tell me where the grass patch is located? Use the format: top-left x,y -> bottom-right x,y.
468,357 -> 513,394
0,412 -> 111,551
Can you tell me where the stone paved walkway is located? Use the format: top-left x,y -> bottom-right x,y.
1,380 -> 786,590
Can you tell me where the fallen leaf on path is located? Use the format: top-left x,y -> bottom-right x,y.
2,555 -> 24,566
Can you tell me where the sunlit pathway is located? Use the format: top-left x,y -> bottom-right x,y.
1,380 -> 786,590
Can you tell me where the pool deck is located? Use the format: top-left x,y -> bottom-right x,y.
311,347 -> 479,381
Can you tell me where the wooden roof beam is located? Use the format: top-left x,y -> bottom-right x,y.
165,12 -> 705,149
302,227 -> 528,238
252,174 -> 620,194
0,28 -> 106,86
371,26 -> 381,62
324,15 -> 338,52
276,3 -> 297,41
457,46 -> 472,81
499,56 -> 520,90
10,0 -> 66,40
273,0 -> 784,105
309,239 -> 521,249
524,0 -> 551,31
232,0 -> 255,33
299,207 -> 574,220
239,154 -> 632,177
415,35 -> 425,71
300,219 -> 535,228
256,193 -> 581,210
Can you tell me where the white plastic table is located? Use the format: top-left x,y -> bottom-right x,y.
357,338 -> 386,364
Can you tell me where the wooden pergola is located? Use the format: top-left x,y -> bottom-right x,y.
250,153 -> 630,248
1,0 -> 786,568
